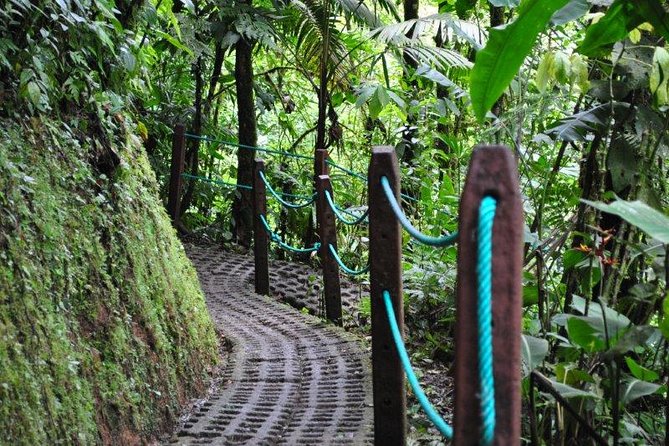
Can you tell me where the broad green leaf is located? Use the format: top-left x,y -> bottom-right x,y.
355,85 -> 376,108
553,51 -> 571,84
368,85 -> 390,119
551,0 -> 589,26
556,363 -> 594,385
521,334 -> 549,377
455,0 -> 477,18
581,199 -> 669,244
26,81 -> 41,107
550,380 -> 600,399
523,285 -> 539,306
470,0 -> 569,122
650,47 -> 669,106
607,136 -> 638,193
635,0 -> 669,42
535,52 -> 555,93
610,326 -> 656,355
621,379 -> 662,404
570,53 -> 590,91
577,0 -> 644,57
571,295 -> 631,328
563,249 -> 586,270
625,356 -> 659,382
567,317 -> 606,352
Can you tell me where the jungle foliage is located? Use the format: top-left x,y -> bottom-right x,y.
2,0 -> 669,443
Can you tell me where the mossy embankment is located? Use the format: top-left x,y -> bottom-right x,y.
0,117 -> 219,444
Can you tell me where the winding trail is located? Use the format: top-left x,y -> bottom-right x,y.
169,244 -> 374,445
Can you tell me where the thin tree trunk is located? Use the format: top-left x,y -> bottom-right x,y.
401,0 -> 419,165
231,15 -> 256,248
204,42 -> 225,118
489,4 -> 505,130
179,55 -> 203,219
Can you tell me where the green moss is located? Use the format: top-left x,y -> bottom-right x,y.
0,117 -> 218,444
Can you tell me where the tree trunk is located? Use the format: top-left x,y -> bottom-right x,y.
401,0 -> 419,165
231,19 -> 256,248
489,4 -> 505,127
179,56 -> 203,220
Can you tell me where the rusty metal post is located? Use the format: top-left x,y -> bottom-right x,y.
316,174 -> 342,325
167,123 -> 186,225
454,145 -> 523,445
368,146 -> 405,445
253,158 -> 270,295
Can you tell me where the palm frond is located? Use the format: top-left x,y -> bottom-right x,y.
336,0 -> 380,28
403,46 -> 472,70
370,13 -> 484,48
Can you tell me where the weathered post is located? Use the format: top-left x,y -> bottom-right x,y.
167,123 -> 186,225
368,146 -> 405,445
454,145 -> 523,445
315,148 -> 329,178
316,174 -> 342,325
253,158 -> 270,295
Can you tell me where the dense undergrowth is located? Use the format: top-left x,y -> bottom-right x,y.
0,117 -> 218,444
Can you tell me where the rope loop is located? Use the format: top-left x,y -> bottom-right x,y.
383,290 -> 454,439
324,190 -> 369,226
184,133 -> 313,160
259,214 -> 320,253
181,173 -> 253,190
380,176 -> 458,247
327,244 -> 369,276
259,171 -> 316,209
325,159 -> 367,181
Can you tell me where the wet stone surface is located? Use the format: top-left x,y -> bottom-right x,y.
168,244 -> 374,445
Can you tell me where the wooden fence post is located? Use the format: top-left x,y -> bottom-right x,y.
316,174 -> 342,325
167,123 -> 186,225
454,145 -> 523,445
253,158 -> 270,295
368,146 -> 406,445
315,148 -> 329,178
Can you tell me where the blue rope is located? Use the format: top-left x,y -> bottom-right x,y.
259,214 -> 320,253
383,290 -> 453,439
181,173 -> 253,190
380,176 -> 458,247
325,159 -> 368,181
477,196 -> 497,446
259,171 -> 316,209
184,133 -> 314,160
327,244 -> 369,276
324,190 -> 369,225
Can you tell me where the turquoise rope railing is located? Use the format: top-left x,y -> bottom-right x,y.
184,133 -> 313,160
259,214 -> 320,253
382,290 -> 453,439
477,196 -> 497,445
327,244 -> 369,276
182,173 -> 253,190
326,159 -> 367,181
382,195 -> 497,444
324,190 -> 369,226
258,171 -> 316,209
184,133 -> 374,184
380,176 -> 458,247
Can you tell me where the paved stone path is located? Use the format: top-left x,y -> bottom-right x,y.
168,245 -> 374,445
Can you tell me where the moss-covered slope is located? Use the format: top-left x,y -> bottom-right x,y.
0,118 -> 218,444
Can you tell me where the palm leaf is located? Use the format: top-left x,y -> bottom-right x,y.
371,13 -> 484,49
